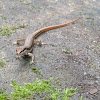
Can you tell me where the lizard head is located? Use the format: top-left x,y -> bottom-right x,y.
16,46 -> 26,59
16,46 -> 25,55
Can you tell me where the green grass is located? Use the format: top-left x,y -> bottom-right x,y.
0,15 -> 6,20
86,17 -> 94,20
11,26 -> 17,32
11,24 -> 26,32
20,0 -> 31,5
72,22 -> 76,24
0,93 -> 9,100
20,0 -> 35,8
62,88 -> 76,100
80,96 -> 83,100
0,25 -> 11,36
0,61 -> 5,67
20,0 -> 24,2
64,48 -> 72,54
31,65 -> 43,78
10,79 -> 76,100
0,24 -> 26,35
0,6 -> 3,9
0,78 -> 76,100
51,12 -> 55,16
19,24 -> 25,28
31,65 -> 41,75
0,87 -> 9,100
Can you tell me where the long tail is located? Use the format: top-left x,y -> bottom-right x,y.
33,18 -> 80,39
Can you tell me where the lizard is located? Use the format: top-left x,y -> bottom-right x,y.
15,18 -> 80,64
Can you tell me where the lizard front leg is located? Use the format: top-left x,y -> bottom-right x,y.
28,53 -> 35,64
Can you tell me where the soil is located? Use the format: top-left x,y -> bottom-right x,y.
0,0 -> 100,100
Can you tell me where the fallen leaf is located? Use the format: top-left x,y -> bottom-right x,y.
88,88 -> 98,94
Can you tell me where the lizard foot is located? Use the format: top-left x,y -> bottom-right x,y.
30,61 -> 35,65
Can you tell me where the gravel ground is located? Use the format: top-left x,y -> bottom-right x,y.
0,0 -> 100,100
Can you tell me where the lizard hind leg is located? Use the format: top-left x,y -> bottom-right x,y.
13,39 -> 25,45
34,40 -> 42,46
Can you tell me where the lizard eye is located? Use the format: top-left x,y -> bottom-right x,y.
20,48 -> 25,53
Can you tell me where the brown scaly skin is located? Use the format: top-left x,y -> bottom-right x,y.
16,18 -> 80,64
